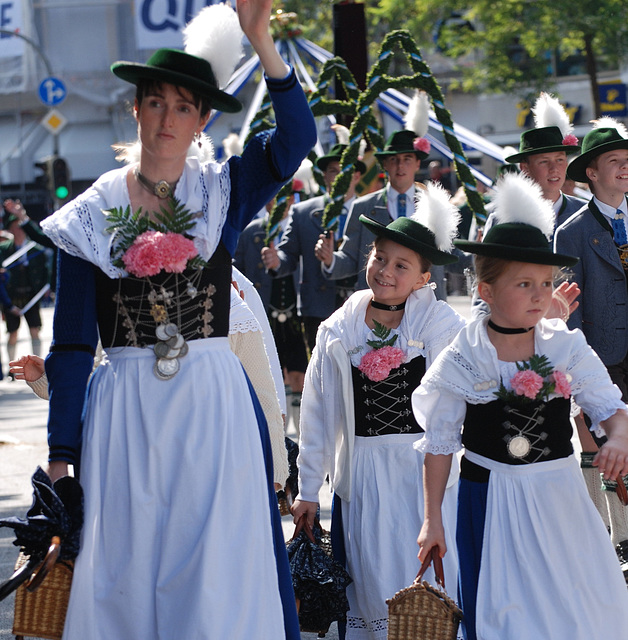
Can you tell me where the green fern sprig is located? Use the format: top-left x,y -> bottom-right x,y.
104,197 -> 207,271
366,319 -> 399,350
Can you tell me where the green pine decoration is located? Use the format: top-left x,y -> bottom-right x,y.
366,320 -> 399,349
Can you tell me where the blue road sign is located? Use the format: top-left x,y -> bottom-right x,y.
38,76 -> 67,106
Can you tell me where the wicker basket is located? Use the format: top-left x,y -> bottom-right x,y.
387,550 -> 462,640
12,551 -> 73,640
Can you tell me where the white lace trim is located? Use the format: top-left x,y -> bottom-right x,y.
346,615 -> 388,640
229,318 -> 261,334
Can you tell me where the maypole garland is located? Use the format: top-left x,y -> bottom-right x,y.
321,29 -> 486,230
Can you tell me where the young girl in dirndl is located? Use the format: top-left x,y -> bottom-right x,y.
415,173 -> 628,640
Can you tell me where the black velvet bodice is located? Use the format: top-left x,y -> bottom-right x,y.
94,242 -> 232,349
352,356 -> 426,436
461,397 -> 573,481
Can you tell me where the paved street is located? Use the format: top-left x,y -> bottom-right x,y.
0,296 -> 474,639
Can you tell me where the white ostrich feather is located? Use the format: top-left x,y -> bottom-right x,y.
411,181 -> 460,251
592,116 -> 628,139
533,92 -> 573,136
113,133 -> 215,165
493,173 -> 554,239
293,158 -> 316,195
331,124 -> 350,145
183,4 -> 243,89
222,132 -> 243,159
404,90 -> 429,137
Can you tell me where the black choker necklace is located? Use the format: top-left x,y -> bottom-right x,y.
370,299 -> 406,312
135,168 -> 178,199
488,319 -> 533,334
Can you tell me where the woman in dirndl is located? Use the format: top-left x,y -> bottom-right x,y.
292,183 -> 464,640
39,1 -> 316,637
416,173 -> 628,640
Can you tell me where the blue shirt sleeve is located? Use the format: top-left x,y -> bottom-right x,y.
45,250 -> 99,464
221,67 -> 316,255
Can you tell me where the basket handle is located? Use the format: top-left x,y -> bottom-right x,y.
25,536 -> 61,592
416,546 -> 446,590
616,474 -> 628,506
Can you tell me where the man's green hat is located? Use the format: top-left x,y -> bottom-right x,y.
505,126 -> 580,163
567,123 -> 628,182
316,144 -> 367,175
374,130 -> 430,162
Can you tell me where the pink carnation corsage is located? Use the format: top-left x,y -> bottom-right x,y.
358,345 -> 406,382
122,230 -> 198,278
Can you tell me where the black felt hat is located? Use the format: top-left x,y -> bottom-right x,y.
316,144 -> 367,174
454,173 -> 578,267
505,126 -> 580,163
374,130 -> 430,162
359,182 -> 460,266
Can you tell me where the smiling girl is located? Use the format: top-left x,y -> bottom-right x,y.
414,173 -> 628,640
292,182 -> 464,640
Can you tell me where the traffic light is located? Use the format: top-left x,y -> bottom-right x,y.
52,157 -> 70,201
33,156 -> 71,202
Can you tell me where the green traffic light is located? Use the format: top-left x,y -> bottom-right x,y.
55,186 -> 69,199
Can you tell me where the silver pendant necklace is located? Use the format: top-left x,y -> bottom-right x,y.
135,168 -> 178,199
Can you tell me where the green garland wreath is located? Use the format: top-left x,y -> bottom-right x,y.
321,29 -> 486,230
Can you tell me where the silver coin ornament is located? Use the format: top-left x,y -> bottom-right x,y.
153,324 -> 188,380
508,435 -> 531,459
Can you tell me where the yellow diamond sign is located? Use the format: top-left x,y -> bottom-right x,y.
41,108 -> 67,134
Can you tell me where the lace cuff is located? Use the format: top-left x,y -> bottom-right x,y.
414,436 -> 462,456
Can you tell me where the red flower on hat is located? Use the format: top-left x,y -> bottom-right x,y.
292,178 -> 304,192
562,134 -> 579,147
414,137 -> 431,154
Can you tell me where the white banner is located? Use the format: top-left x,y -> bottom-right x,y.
0,0 -> 24,58
134,0 -> 234,50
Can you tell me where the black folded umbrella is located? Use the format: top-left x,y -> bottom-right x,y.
0,466 -> 83,600
287,517 -> 352,634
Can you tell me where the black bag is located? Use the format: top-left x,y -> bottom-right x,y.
286,515 -> 352,636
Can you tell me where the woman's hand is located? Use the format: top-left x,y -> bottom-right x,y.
236,0 -> 288,79
597,409 -> 628,480
9,355 -> 45,382
291,499 -> 318,529
47,461 -> 69,483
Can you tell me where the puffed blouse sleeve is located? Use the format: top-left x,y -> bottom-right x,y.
412,385 -> 466,455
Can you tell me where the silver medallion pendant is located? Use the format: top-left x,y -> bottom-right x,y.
154,356 -> 180,380
508,435 -> 531,459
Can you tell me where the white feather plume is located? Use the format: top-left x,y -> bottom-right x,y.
532,92 -> 573,136
331,124 -> 350,145
404,90 -> 430,137
183,4 -> 243,89
492,173 -> 554,239
222,132 -> 243,159
293,158 -> 316,195
411,182 -> 461,251
592,116 -> 628,139
113,133 -> 215,165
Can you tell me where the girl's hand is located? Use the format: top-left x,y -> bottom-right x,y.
417,518 -> 447,562
593,434 -> 628,480
236,0 -> 272,45
546,281 -> 580,322
291,499 -> 318,529
9,355 -> 45,382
